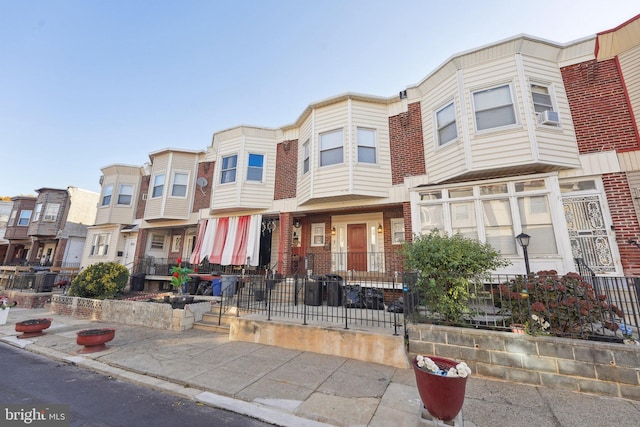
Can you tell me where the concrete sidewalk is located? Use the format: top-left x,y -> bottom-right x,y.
1,307 -> 639,427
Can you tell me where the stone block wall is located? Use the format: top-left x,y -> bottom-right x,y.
408,324 -> 640,401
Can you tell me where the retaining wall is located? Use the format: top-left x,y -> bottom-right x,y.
49,295 -> 212,331
408,323 -> 640,401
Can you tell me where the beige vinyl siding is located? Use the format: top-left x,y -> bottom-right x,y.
95,175 -> 117,224
145,154 -> 169,218
421,72 -> 468,181
163,152 -> 195,218
297,114 -> 313,204
620,45 -> 640,137
311,101 -> 350,199
211,127 -> 277,211
350,100 -> 392,196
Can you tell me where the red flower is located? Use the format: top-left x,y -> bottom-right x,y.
177,257 -> 182,266
173,272 -> 180,278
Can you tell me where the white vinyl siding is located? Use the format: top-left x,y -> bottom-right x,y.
619,45 -> 640,141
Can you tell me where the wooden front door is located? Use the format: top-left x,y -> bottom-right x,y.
347,223 -> 368,271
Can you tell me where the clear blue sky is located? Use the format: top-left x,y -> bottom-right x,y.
1,1 -> 638,197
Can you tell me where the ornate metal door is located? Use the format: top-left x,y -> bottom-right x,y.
562,195 -> 615,273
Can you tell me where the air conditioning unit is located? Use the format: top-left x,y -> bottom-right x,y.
142,194 -> 148,200
99,175 -> 104,185
538,110 -> 560,125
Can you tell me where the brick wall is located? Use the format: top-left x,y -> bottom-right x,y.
389,102 -> 426,185
603,173 -> 640,274
408,323 -> 640,401
192,161 -> 214,212
136,175 -> 150,219
561,58 -> 639,154
274,139 -> 298,200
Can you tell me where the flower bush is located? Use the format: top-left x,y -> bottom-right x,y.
68,262 -> 130,299
0,297 -> 17,310
415,355 -> 471,378
170,258 -> 193,290
494,270 -> 624,338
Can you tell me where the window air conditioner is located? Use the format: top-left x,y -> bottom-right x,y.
142,194 -> 148,200
538,110 -> 560,125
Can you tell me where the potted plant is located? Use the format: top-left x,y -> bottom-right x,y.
0,297 -> 17,325
15,318 -> 52,338
170,258 -> 193,295
412,354 -> 471,421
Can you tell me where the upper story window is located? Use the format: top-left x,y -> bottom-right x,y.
531,84 -> 560,126
43,203 -> 60,222
171,173 -> 188,197
357,128 -> 376,164
473,84 -> 516,131
8,209 -> 16,226
90,233 -> 110,256
320,129 -> 343,167
117,184 -> 134,205
33,203 -> 43,222
436,102 -> 458,145
221,155 -> 237,184
152,174 -> 165,198
303,139 -> 310,174
101,185 -> 113,206
18,209 -> 31,226
247,154 -> 264,182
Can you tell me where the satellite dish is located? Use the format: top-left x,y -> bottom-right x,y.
196,177 -> 208,188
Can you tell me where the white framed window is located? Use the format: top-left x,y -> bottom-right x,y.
17,210 -> 31,226
436,102 -> 457,145
417,176 -> 558,256
152,174 -> 165,198
90,233 -> 110,256
531,83 -> 560,126
43,203 -> 60,222
33,203 -> 43,222
357,128 -> 376,164
303,139 -> 310,174
101,185 -> 113,206
247,154 -> 264,182
473,84 -> 516,131
320,129 -> 343,167
8,209 -> 16,226
117,184 -> 134,205
221,155 -> 237,184
150,233 -> 165,250
311,223 -> 325,246
390,218 -> 405,245
171,172 -> 188,197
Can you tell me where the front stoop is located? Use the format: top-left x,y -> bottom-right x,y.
192,305 -> 238,334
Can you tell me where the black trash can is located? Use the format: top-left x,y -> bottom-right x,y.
34,272 -> 56,292
187,276 -> 200,295
304,275 -> 323,306
131,273 -> 146,292
325,274 -> 343,307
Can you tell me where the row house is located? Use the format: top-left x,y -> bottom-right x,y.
0,198 -> 14,262
93,14 -> 640,280
3,188 -> 98,267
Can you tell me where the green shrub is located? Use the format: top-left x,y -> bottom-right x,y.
69,262 -> 130,299
403,230 -> 510,324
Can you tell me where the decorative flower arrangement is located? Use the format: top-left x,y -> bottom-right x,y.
170,258 -> 193,290
416,355 -> 471,378
526,313 -> 551,335
0,297 -> 17,310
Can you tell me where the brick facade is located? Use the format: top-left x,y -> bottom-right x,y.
274,139 -> 298,200
192,161 -> 214,212
561,58 -> 639,154
602,173 -> 640,274
389,102 -> 426,185
136,175 -> 150,220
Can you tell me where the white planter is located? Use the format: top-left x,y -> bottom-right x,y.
0,308 -> 9,325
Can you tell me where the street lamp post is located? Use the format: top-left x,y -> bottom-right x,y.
516,233 -> 531,275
